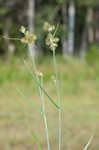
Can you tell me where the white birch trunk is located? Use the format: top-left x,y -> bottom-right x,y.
68,0 -> 75,56
87,8 -> 94,44
79,24 -> 88,58
79,7 -> 94,58
3,17 -> 15,60
62,4 -> 68,57
95,8 -> 99,42
27,0 -> 36,59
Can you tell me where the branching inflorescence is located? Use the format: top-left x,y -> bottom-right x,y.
19,23 -> 93,150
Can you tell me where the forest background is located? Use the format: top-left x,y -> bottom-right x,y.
0,0 -> 99,58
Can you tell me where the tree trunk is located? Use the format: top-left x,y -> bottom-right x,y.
95,7 -> 99,42
3,17 -> 15,60
61,4 -> 68,57
27,0 -> 36,59
79,24 -> 88,58
79,7 -> 94,58
67,0 -> 75,56
87,7 -> 94,44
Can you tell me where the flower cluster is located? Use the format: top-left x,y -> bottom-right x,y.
20,26 -> 37,44
43,22 -> 59,51
19,23 -> 59,51
46,33 -> 59,51
37,72 -> 43,77
43,22 -> 55,32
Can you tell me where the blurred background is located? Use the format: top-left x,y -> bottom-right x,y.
0,0 -> 99,150
0,0 -> 99,58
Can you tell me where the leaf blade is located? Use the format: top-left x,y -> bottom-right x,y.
16,88 -> 42,114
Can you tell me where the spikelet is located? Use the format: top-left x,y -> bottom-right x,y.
20,26 -> 26,34
20,26 -> 37,44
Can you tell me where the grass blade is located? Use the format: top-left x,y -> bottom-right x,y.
31,131 -> 43,150
24,61 -> 60,109
83,135 -> 94,150
25,120 -> 43,150
16,88 -> 42,114
33,75 -> 60,109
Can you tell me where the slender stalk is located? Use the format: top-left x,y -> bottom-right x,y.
53,50 -> 62,150
31,56 -> 51,150
53,24 -> 59,38
41,76 -> 50,150
0,35 -> 20,41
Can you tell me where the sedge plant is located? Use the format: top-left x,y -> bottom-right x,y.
1,23 -> 94,150
20,25 -> 52,150
19,23 -> 62,150
19,23 -> 93,150
43,22 -> 61,150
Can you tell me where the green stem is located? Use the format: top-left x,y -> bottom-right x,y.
53,50 -> 62,150
53,24 -> 59,38
24,60 -> 60,109
41,76 -> 50,150
1,35 -> 20,41
31,56 -> 51,150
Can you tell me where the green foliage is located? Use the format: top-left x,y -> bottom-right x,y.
86,45 -> 99,64
56,0 -> 69,4
0,7 -> 8,15
0,23 -> 3,29
0,0 -> 99,57
0,59 -> 32,84
76,0 -> 99,6
0,55 -> 99,93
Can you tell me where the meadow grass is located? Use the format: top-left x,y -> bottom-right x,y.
0,56 -> 99,150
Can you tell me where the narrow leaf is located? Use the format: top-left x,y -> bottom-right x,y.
33,76 -> 60,109
31,131 -> 43,150
24,61 -> 60,110
16,88 -> 42,114
83,135 -> 94,150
